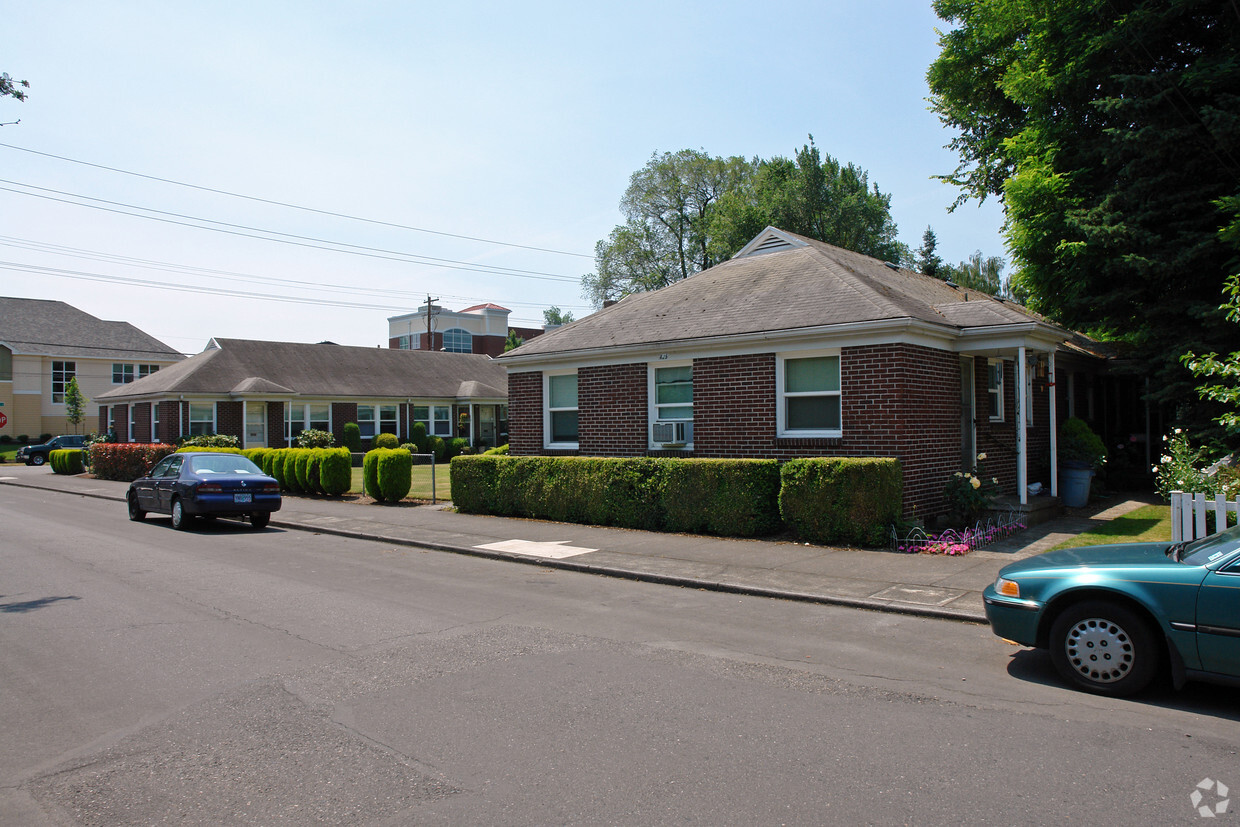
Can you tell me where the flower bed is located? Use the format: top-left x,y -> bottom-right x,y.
892,509 -> 1027,556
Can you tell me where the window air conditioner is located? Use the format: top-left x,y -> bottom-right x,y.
653,421 -> 692,446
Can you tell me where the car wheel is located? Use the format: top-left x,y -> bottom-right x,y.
170,498 -> 192,531
1049,601 -> 1159,696
30,454 -> 45,466
250,512 -> 270,530
127,493 -> 146,522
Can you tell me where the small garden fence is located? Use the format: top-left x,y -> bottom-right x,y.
1170,491 -> 1239,542
891,507 -> 1027,556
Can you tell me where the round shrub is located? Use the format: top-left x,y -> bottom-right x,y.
372,432 -> 400,450
295,428 -> 335,449
364,448 -> 412,502
50,448 -> 85,475
429,435 -> 446,462
409,422 -> 428,453
293,449 -> 313,492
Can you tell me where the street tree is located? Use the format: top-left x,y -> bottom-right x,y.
543,306 -> 575,326
927,0 -> 1240,429
64,378 -> 86,433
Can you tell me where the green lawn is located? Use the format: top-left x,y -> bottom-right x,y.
349,463 -> 452,500
1050,504 -> 1172,550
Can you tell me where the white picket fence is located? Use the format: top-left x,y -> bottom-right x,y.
1170,491 -> 1240,542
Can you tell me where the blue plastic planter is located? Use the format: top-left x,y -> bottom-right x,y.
1059,462 -> 1094,508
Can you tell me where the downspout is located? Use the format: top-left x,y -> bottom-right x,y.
1018,346 -> 1028,505
1049,350 -> 1058,498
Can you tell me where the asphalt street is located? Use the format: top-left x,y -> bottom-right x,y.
2,485 -> 1237,825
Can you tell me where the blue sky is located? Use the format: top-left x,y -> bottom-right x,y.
3,1 -> 1005,354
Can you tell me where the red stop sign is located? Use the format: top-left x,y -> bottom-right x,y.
0,411 -> 7,428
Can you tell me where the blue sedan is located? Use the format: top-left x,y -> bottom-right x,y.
984,525 -> 1240,696
127,452 -> 281,530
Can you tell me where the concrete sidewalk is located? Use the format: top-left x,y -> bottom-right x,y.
0,465 -> 1157,623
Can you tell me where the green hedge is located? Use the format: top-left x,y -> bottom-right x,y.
319,448 -> 352,496
778,458 -> 902,546
451,455 -> 902,544
50,448 -> 85,475
364,448 -> 412,502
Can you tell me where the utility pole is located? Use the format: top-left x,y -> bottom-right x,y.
424,295 -> 439,351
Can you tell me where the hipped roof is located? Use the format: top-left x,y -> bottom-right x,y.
98,338 -> 507,401
0,297 -> 184,361
500,228 -> 1063,361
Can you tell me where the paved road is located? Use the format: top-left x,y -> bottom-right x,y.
2,486 -> 1237,825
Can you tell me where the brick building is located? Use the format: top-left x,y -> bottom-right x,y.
497,227 -> 1100,520
388,302 -> 545,357
96,338 -> 509,450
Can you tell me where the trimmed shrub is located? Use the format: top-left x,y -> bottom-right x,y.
450,455 -> 502,513
372,432 -> 400,450
445,437 -> 471,460
778,458 -> 902,547
429,435 -> 446,462
270,450 -> 289,490
341,422 -> 362,452
662,459 -> 782,537
89,443 -> 176,481
307,449 -> 326,494
39,433 -> 52,443
50,448 -> 85,475
319,448 -> 352,496
482,443 -> 509,455
409,421 -> 428,453
364,448 -> 412,502
293,449 -> 313,492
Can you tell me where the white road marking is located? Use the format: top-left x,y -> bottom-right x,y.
475,539 -> 599,560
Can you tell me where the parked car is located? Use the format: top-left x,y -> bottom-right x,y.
127,451 -> 281,530
984,525 -> 1240,696
16,434 -> 88,466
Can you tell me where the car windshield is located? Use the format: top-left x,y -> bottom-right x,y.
189,455 -> 264,476
1181,523 -> 1240,566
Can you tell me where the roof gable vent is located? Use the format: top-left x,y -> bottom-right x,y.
732,227 -> 809,259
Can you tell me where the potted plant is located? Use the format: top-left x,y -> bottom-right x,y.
1058,417 -> 1107,507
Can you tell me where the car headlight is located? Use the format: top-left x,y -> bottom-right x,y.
995,577 -> 1021,598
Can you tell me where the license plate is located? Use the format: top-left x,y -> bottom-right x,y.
233,493 -> 252,504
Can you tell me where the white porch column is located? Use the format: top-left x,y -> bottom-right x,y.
1049,351 -> 1058,498
1017,346 -> 1028,505
469,403 -> 476,447
241,399 -> 248,449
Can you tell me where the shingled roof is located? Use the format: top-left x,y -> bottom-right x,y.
499,228 -> 1063,362
0,297 -> 184,361
98,338 -> 507,401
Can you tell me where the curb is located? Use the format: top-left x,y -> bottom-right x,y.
4,479 -> 988,625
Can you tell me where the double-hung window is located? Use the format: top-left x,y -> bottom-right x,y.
413,405 -> 452,438
52,361 -> 75,404
113,363 -> 134,384
189,402 -> 215,435
357,404 -> 398,439
651,364 -> 693,445
988,359 -> 1005,422
777,352 -> 842,437
545,372 -> 579,447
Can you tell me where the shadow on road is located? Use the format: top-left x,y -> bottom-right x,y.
0,595 -> 81,613
1006,649 -> 1240,722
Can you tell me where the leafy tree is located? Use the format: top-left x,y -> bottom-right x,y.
709,138 -> 905,265
927,0 -> 1240,430
64,377 -> 86,433
944,250 -> 1006,297
1,72 -> 29,102
503,328 -> 524,352
1184,274 -> 1240,434
582,149 -> 752,305
543,306 -> 575,326
582,140 -> 907,306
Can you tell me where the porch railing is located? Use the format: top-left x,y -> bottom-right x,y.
1170,491 -> 1240,542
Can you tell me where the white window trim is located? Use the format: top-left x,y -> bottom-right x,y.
112,363 -> 134,384
776,349 -> 843,438
648,360 -> 694,448
189,401 -> 216,435
988,358 -> 1005,422
412,403 -> 453,438
544,370 -> 579,449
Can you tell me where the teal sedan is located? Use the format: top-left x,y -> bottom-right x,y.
984,524 -> 1240,696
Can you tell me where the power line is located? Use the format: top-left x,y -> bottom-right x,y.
0,180 -> 583,283
0,141 -> 594,259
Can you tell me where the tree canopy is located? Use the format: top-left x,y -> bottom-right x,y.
582,140 -> 906,306
927,0 -> 1240,429
0,72 -> 28,102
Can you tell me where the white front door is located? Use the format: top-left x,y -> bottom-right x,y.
245,404 -> 266,448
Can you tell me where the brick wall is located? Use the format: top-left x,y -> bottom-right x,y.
133,403 -> 152,443
156,401 -> 182,443
332,402 -> 357,446
508,371 -> 545,455
266,401 -> 285,447
216,401 -> 243,441
579,363 -> 648,455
